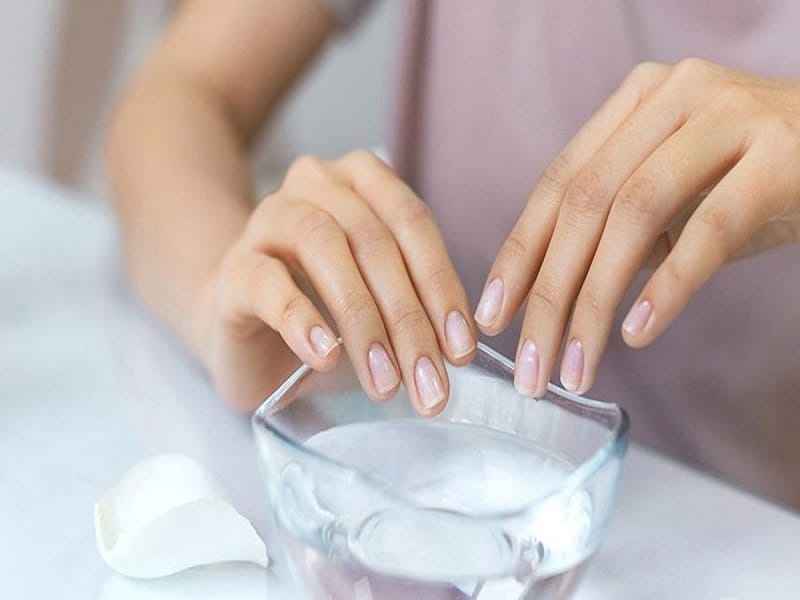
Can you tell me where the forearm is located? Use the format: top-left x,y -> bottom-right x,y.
107,67 -> 253,360
107,0 -> 333,364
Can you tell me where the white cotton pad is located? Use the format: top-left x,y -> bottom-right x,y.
94,453 -> 268,578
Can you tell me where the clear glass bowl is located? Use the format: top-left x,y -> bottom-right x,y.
252,343 -> 629,600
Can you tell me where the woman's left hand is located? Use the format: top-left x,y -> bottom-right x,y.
476,58 -> 800,396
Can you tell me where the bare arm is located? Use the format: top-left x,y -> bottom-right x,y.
109,0 -> 476,413
108,0 -> 333,359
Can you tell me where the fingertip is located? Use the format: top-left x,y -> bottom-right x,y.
620,298 -> 658,348
621,327 -> 656,349
532,378 -> 550,399
574,379 -> 593,396
447,348 -> 477,367
419,398 -> 448,417
372,384 -> 400,403
310,344 -> 342,372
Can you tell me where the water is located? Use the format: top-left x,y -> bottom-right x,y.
273,419 -> 594,599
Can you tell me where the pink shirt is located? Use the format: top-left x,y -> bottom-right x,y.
328,0 -> 800,508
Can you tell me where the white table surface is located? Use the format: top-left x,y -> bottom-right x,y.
2,167 -> 799,600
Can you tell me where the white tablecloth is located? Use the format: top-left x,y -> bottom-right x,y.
2,167 -> 799,599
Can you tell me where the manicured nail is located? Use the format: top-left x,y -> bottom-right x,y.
415,356 -> 445,410
561,339 -> 584,392
309,325 -> 337,358
475,278 -> 504,327
514,340 -> 540,396
368,343 -> 400,395
445,311 -> 475,359
622,300 -> 652,337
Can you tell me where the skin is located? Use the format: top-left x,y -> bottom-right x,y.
109,0 -> 475,414
479,59 -> 800,396
110,1 -> 800,412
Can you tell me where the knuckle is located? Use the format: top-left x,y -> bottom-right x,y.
279,293 -> 309,327
399,197 -> 434,229
339,288 -> 376,325
538,155 -> 571,198
424,262 -> 459,295
528,278 -> 562,315
286,154 -> 327,183
344,150 -> 401,199
296,207 -> 342,247
660,258 -> 685,290
625,62 -> 667,101
576,284 -> 606,321
500,232 -> 531,263
615,174 -> 659,222
696,205 -> 731,244
565,168 -> 607,219
387,303 -> 428,336
673,57 -> 711,82
352,217 -> 393,249
344,149 -> 384,174
630,61 -> 665,82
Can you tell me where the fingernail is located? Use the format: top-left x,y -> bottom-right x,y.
514,340 -> 540,396
368,343 -> 400,395
309,325 -> 337,358
561,339 -> 584,392
445,311 -> 475,359
622,299 -> 652,337
415,356 -> 445,410
475,278 -> 504,327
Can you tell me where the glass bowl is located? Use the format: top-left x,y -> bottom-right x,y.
252,343 -> 629,599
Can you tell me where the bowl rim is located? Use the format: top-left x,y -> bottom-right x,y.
252,342 -> 629,520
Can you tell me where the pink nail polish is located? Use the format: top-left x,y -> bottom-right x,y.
368,343 -> 400,395
445,311 -> 475,359
622,300 -> 652,337
514,340 -> 540,396
415,356 -> 445,410
309,326 -> 337,358
561,339 -> 584,392
475,279 -> 504,327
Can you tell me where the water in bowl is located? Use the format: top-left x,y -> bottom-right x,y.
274,419 -> 594,599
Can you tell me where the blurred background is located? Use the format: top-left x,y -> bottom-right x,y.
0,0 -> 399,198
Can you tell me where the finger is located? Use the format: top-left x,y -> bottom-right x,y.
333,150 -> 477,367
622,146 -> 777,348
481,62 -> 671,339
563,115 -> 744,392
248,198 -> 402,402
517,69 -> 689,396
296,158 -> 451,414
221,249 -> 342,371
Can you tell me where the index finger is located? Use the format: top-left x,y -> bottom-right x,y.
477,62 -> 671,339
332,151 -> 478,366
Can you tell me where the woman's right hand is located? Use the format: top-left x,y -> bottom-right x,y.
200,150 -> 477,414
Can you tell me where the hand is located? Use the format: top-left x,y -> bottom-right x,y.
201,151 -> 476,413
477,59 -> 800,396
